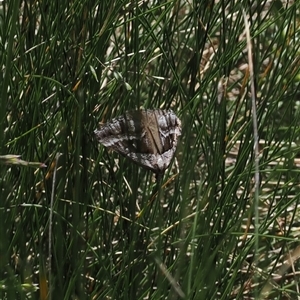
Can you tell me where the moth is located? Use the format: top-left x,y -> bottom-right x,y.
94,109 -> 181,175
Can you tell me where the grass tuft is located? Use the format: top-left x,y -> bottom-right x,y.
0,1 -> 299,299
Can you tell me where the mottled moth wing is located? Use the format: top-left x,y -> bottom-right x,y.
94,109 -> 181,173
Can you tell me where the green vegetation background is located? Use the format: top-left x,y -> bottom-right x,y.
0,0 -> 299,299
